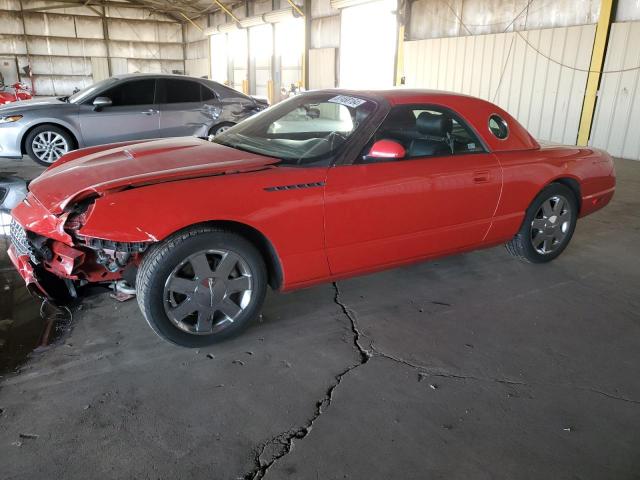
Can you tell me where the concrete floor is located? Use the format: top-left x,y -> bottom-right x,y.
0,157 -> 639,479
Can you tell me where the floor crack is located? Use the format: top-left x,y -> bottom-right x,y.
242,283 -> 371,480
242,282 -> 639,479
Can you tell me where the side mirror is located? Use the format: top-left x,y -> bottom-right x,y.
366,139 -> 405,160
93,96 -> 112,111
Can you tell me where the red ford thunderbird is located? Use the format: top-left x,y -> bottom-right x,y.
9,90 -> 616,347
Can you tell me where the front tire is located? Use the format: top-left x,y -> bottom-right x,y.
505,183 -> 578,263
136,227 -> 267,347
25,124 -> 74,166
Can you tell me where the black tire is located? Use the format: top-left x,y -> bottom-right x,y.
25,124 -> 75,167
136,227 -> 267,347
505,183 -> 578,263
209,122 -> 235,136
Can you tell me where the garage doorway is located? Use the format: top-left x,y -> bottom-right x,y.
210,33 -> 228,85
339,0 -> 397,89
249,23 -> 273,99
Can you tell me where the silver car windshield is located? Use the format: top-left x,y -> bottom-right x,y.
68,77 -> 119,104
213,93 -> 376,166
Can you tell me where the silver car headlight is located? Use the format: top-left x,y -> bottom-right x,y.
0,115 -> 23,123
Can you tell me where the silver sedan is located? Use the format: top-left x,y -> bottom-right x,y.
0,73 -> 268,166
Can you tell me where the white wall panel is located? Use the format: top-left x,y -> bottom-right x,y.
591,22 -> 640,160
311,15 -> 340,49
309,47 -> 336,89
0,11 -> 24,34
185,59 -> 210,78
403,25 -> 595,145
0,35 -> 26,55
27,37 -> 107,57
91,57 -> 109,82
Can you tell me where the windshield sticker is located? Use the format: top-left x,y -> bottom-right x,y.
328,95 -> 367,108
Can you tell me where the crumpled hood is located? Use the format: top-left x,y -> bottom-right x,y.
28,137 -> 279,214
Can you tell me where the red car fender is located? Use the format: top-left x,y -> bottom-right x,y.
483,146 -> 615,243
75,166 -> 332,289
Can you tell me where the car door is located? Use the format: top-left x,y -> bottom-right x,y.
324,104 -> 503,276
78,78 -> 160,146
156,78 -> 221,137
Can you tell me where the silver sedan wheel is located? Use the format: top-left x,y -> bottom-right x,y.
530,195 -> 572,255
215,125 -> 232,135
31,131 -> 69,164
163,249 -> 253,335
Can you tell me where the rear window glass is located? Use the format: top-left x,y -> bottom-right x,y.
160,79 -> 201,103
201,85 -> 216,101
489,114 -> 509,139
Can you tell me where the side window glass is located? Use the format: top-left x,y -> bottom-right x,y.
372,105 -> 484,160
201,85 -> 216,101
162,79 -> 201,103
489,114 -> 509,139
101,79 -> 155,106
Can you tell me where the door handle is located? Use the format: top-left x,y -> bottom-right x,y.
141,109 -> 158,115
473,170 -> 490,183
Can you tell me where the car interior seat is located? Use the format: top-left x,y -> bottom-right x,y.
407,112 -> 453,158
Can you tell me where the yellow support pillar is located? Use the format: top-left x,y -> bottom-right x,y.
395,24 -> 405,86
577,0 -> 616,146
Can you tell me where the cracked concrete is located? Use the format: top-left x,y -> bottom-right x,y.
243,283 -> 371,480
0,158 -> 639,479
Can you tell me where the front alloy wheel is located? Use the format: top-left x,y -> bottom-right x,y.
25,125 -> 74,166
164,249 -> 253,335
137,228 -> 267,347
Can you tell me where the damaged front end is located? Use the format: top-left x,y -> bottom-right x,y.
8,193 -> 150,302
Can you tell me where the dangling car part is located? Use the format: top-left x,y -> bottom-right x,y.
8,90 -> 615,347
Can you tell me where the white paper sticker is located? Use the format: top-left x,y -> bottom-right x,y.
328,95 -> 367,108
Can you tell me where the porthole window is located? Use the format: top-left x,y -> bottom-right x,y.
489,114 -> 509,140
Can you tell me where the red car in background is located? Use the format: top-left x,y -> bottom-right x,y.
8,89 -> 615,347
0,82 -> 32,105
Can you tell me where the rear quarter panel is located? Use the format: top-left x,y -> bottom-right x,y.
485,145 -> 615,244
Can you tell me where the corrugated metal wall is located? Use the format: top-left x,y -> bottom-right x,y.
590,21 -> 640,160
184,18 -> 210,78
403,25 -> 596,145
409,0 -> 600,40
0,0 -> 185,95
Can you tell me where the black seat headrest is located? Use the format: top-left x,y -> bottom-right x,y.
416,112 -> 452,137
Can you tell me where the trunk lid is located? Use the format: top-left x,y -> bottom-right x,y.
28,137 -> 278,213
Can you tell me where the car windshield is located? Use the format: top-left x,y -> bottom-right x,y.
67,77 -> 119,104
213,93 -> 377,165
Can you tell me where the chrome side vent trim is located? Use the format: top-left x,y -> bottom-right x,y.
264,181 -> 325,192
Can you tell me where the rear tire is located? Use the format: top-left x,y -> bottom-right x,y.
136,227 -> 267,347
505,183 -> 578,263
25,124 -> 75,166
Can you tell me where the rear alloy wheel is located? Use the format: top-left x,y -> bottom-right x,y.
210,122 -> 235,136
25,125 -> 74,166
505,183 -> 578,263
136,228 -> 267,347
